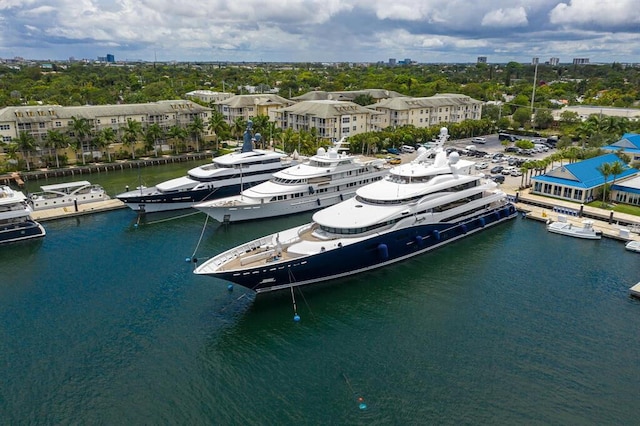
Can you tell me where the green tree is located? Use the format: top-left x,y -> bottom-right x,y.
71,116 -> 92,165
45,129 -> 68,168
96,127 -> 116,162
207,111 -> 229,150
16,131 -> 36,171
187,115 -> 204,152
167,125 -> 187,154
596,162 -> 613,206
122,119 -> 142,159
144,123 -> 164,156
231,117 -> 247,144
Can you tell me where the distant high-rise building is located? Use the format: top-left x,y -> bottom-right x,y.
477,56 -> 487,64
549,57 -> 560,66
573,58 -> 590,65
532,57 -> 539,65
106,54 -> 115,63
388,58 -> 396,66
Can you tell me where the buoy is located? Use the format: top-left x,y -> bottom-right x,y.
185,257 -> 191,263
227,284 -> 233,291
133,223 -> 138,228
359,402 -> 367,410
192,257 -> 198,263
293,314 -> 301,322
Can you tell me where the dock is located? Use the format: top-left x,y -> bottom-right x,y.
629,282 -> 640,299
30,199 -> 126,222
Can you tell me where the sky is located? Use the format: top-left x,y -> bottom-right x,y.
1,0 -> 639,64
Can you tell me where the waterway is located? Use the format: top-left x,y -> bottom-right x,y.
1,164 -> 639,424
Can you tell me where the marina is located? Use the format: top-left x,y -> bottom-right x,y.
1,206 -> 639,424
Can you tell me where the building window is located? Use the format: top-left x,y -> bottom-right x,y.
342,127 -> 349,134
342,117 -> 350,123
111,118 -> 117,124
0,124 -> 10,130
2,136 -> 11,142
55,122 -> 61,127
39,123 -> 46,129
352,126 -> 356,131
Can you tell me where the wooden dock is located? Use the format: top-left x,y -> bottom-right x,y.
30,199 -> 126,221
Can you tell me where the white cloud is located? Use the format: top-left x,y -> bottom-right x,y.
549,0 -> 640,26
481,7 -> 529,27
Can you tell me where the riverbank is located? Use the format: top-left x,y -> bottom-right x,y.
0,151 -> 213,186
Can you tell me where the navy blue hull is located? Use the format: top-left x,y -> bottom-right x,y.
212,205 -> 518,293
0,220 -> 46,244
118,184 -> 246,206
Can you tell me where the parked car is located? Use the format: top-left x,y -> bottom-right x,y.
510,169 -> 523,177
476,162 -> 489,169
490,175 -> 505,183
471,137 -> 486,144
387,157 -> 401,165
386,148 -> 400,155
490,165 -> 504,174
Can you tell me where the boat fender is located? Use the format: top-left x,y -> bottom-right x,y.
414,235 -> 423,246
494,211 -> 501,220
479,217 -> 486,227
340,194 -> 344,201
316,198 -> 321,206
308,186 -> 315,194
509,205 -> 516,214
461,224 -> 468,233
432,230 -> 440,241
377,243 -> 389,260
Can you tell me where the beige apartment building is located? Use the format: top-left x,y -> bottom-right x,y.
273,100 -> 383,141
369,93 -> 483,130
214,94 -> 294,125
0,100 -> 212,161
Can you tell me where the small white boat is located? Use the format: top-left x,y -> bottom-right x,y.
546,215 -> 602,240
28,180 -> 110,211
625,240 -> 640,253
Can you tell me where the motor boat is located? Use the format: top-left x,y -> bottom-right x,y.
625,240 -> 640,253
193,141 -> 390,223
546,215 -> 602,240
0,185 -> 46,244
193,127 -> 517,293
28,180 -> 109,211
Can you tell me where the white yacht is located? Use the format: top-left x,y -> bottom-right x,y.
117,123 -> 296,213
194,127 -> 517,293
0,185 -> 46,244
28,180 -> 110,211
193,144 -> 390,223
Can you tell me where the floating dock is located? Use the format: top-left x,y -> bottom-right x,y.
30,199 -> 126,222
630,282 -> 640,299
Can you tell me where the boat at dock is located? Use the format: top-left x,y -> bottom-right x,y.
116,121 -> 297,213
28,180 -> 110,211
0,185 -> 46,244
625,240 -> 640,253
194,127 -> 517,293
546,215 -> 602,240
193,141 -> 390,223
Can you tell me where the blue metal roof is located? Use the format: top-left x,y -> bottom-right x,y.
602,132 -> 640,154
532,154 -> 638,189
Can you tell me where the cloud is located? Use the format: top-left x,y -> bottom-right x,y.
0,0 -> 639,63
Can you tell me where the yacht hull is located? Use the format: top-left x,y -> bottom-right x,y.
196,205 -> 517,293
0,220 -> 46,244
118,185 -> 248,213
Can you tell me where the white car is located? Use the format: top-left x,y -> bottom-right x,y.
511,169 -> 523,177
476,162 -> 489,169
471,137 -> 486,144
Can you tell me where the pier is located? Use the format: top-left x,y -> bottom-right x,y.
30,199 -> 126,221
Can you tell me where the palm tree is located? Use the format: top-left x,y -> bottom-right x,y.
122,119 -> 142,159
15,131 -> 36,171
144,123 -> 164,156
231,117 -> 247,144
187,116 -> 204,152
95,127 -> 116,162
46,129 -> 67,169
71,116 -> 92,165
251,115 -> 270,147
266,121 -> 282,150
207,111 -> 229,151
596,162 -> 613,207
167,125 -> 187,155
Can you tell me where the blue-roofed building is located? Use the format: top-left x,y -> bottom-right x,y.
531,153 -> 638,204
602,133 -> 640,163
611,175 -> 640,207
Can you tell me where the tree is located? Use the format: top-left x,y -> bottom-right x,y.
534,109 -> 554,129
207,111 -> 229,151
187,115 -> 204,152
95,127 -> 116,162
231,117 -> 247,144
596,162 -> 613,206
167,125 -> 187,154
122,118 -> 142,159
71,116 -> 92,165
16,131 -> 36,171
512,108 -> 532,128
45,129 -> 68,168
144,123 -> 164,156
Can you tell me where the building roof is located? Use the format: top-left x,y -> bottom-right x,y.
275,100 -> 382,118
602,133 -> 640,154
612,175 -> 640,195
370,93 -> 482,111
217,94 -> 293,108
532,153 -> 638,189
291,89 -> 406,102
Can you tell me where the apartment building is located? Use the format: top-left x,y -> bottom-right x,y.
214,94 -> 294,125
185,90 -> 233,104
292,89 -> 406,103
274,100 -> 383,141
368,93 -> 483,131
0,100 -> 212,159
